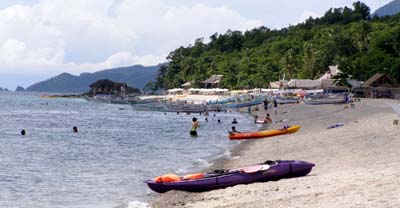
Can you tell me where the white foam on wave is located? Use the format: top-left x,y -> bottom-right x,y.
126,201 -> 149,208
195,158 -> 213,167
231,156 -> 240,160
215,149 -> 240,160
175,168 -> 188,174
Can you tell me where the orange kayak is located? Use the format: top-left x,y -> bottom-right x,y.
229,125 -> 301,140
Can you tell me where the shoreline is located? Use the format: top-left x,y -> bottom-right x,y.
149,99 -> 400,208
190,106 -> 270,173
147,104 -> 271,207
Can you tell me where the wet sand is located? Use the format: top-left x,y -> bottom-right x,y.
149,99 -> 400,208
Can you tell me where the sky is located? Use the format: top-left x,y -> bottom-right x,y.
0,0 -> 392,90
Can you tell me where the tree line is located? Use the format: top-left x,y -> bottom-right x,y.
146,1 -> 400,92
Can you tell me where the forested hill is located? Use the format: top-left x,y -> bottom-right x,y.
155,1 -> 400,90
27,65 -> 159,93
374,0 -> 400,17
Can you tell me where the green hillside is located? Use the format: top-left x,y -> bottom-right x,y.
155,1 -> 400,90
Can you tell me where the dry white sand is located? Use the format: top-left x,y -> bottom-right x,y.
149,99 -> 400,208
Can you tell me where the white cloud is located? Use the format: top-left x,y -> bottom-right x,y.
297,10 -> 322,24
0,0 -> 262,76
103,52 -> 166,68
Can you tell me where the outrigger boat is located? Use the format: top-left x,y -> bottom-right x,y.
304,93 -> 348,105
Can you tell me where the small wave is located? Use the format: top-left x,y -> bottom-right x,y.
222,149 -> 231,158
126,201 -> 149,208
212,149 -> 232,160
194,158 -> 213,168
175,168 -> 188,174
231,156 -> 240,160
216,149 -> 240,160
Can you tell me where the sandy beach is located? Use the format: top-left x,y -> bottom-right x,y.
149,99 -> 400,208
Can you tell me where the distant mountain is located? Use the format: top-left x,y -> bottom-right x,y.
374,0 -> 400,17
26,65 -> 160,93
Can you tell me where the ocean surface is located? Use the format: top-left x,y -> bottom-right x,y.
0,92 -> 256,208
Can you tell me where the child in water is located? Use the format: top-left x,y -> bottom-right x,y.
264,114 -> 273,123
231,126 -> 240,133
190,117 -> 200,136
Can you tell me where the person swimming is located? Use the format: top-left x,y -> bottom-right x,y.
21,129 -> 26,136
232,118 -> 238,124
264,114 -> 272,123
205,117 -> 208,122
73,126 -> 78,133
190,117 -> 200,136
230,126 -> 240,133
217,119 -> 221,123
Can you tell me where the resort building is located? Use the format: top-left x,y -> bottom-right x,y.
319,65 -> 342,80
269,65 -> 347,90
269,81 -> 289,89
202,75 -> 223,88
287,79 -> 321,89
362,73 -> 400,99
181,82 -> 191,90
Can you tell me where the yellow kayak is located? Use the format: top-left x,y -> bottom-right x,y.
229,125 -> 301,140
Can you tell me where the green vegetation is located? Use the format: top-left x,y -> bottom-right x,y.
87,79 -> 141,96
155,1 -> 400,90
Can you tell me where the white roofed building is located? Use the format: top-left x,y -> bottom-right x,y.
288,79 -> 321,89
319,65 -> 342,80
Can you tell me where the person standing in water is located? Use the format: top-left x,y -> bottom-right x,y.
263,99 -> 269,113
273,98 -> 278,115
190,117 -> 200,136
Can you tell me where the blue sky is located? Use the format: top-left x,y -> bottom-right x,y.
0,0 -> 392,90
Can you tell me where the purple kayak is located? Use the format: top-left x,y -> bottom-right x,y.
145,160 -> 315,193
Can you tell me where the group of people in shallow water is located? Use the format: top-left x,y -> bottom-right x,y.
190,98 -> 280,136
190,115 -> 241,136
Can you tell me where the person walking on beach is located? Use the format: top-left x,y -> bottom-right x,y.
190,117 -> 200,136
273,98 -> 278,115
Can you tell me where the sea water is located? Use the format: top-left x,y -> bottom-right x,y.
0,92 -> 256,208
